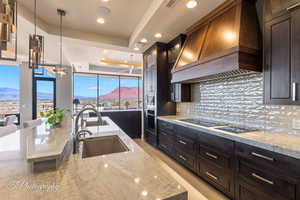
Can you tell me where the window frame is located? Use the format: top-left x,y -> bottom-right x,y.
73,72 -> 142,111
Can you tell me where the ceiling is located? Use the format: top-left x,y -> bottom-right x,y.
19,0 -> 153,41
6,0 -> 227,75
18,0 -> 226,51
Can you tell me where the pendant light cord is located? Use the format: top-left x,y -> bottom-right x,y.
34,0 -> 37,35
60,13 -> 62,69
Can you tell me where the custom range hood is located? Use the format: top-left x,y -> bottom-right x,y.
171,0 -> 262,83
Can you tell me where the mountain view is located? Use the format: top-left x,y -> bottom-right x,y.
0,88 -> 53,101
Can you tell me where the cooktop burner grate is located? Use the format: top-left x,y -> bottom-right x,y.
179,119 -> 227,127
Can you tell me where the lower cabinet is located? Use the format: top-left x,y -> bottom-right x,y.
144,129 -> 157,146
157,119 -> 300,200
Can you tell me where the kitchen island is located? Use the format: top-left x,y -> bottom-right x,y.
0,117 -> 187,200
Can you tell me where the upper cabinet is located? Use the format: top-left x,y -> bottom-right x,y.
264,1 -> 300,104
264,0 -> 300,22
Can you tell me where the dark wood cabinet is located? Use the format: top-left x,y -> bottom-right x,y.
157,119 -> 300,200
143,43 -> 176,146
264,4 -> 300,104
264,0 -> 300,22
171,83 -> 191,102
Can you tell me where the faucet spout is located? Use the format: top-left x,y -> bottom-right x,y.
73,107 -> 102,154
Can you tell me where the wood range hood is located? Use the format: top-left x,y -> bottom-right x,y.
171,0 -> 262,83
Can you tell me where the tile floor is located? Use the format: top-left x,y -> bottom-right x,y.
135,139 -> 229,200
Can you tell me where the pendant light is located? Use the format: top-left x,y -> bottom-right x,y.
53,9 -> 66,76
0,0 -> 17,60
29,0 -> 44,69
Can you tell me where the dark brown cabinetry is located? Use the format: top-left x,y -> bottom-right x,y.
264,1 -> 300,104
143,43 -> 176,146
157,119 -> 300,200
264,0 -> 300,22
171,83 -> 191,102
235,142 -> 300,200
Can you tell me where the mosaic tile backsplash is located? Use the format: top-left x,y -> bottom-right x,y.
177,73 -> 300,135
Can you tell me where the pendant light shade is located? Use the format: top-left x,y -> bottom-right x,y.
29,0 -> 44,69
0,0 -> 17,60
54,9 -> 66,76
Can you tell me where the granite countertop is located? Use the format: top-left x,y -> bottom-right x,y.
0,117 -> 187,200
158,115 -> 300,160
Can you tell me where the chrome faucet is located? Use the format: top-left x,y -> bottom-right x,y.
74,107 -> 102,135
73,107 -> 102,154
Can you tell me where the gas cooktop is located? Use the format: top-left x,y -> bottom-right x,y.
179,119 -> 227,127
216,126 -> 256,134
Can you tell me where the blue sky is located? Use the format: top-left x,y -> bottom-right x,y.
0,65 -> 19,89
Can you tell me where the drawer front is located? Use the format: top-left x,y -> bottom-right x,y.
175,150 -> 196,170
237,161 -> 297,200
144,130 -> 157,146
158,120 -> 174,134
235,178 -> 287,200
198,145 -> 232,169
199,158 -> 234,196
197,131 -> 234,154
236,142 -> 300,175
175,134 -> 195,153
158,131 -> 174,153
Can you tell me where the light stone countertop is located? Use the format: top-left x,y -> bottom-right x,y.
0,117 -> 187,200
158,115 -> 300,160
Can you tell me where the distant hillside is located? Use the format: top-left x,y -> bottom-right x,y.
0,88 -> 53,101
99,87 -> 139,99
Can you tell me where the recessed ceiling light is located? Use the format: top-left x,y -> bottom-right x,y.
140,38 -> 148,43
186,0 -> 198,8
154,33 -> 162,38
102,0 -> 110,2
97,18 -> 105,24
134,47 -> 140,51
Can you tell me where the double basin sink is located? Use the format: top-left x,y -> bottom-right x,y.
80,119 -> 129,158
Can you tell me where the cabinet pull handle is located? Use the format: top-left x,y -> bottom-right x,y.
179,140 -> 187,145
251,152 -> 274,162
161,144 -> 167,149
252,173 -> 274,185
287,2 -> 300,11
206,172 -> 218,181
293,82 -> 297,101
205,152 -> 218,160
179,155 -> 186,161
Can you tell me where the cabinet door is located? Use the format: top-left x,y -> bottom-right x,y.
264,14 -> 293,104
264,8 -> 300,104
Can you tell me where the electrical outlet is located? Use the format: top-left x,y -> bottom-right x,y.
292,119 -> 300,130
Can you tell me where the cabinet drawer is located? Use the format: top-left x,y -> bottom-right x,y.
175,150 -> 196,170
198,145 -> 232,169
158,131 -> 174,154
197,131 -> 234,154
238,161 -> 297,200
175,134 -> 195,153
199,158 -> 234,196
236,143 -> 300,175
144,130 -> 157,146
236,178 -> 287,200
158,120 -> 174,133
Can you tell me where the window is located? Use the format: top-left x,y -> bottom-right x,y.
73,73 -> 142,111
120,76 -> 139,110
0,65 -> 20,123
73,74 -> 98,112
98,75 -> 119,111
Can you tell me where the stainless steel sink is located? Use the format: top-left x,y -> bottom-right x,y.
82,135 -> 129,158
85,120 -> 108,127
